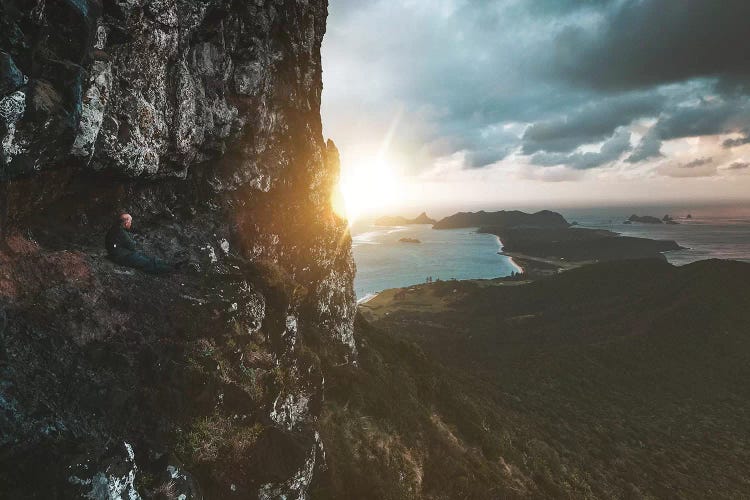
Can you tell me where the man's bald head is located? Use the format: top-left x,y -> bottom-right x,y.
119,213 -> 132,230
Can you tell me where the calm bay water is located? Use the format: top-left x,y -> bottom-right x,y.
351,222 -> 520,300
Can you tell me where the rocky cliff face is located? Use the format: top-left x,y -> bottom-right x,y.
0,1 -> 355,498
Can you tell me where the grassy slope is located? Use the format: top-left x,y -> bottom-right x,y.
313,259 -> 750,499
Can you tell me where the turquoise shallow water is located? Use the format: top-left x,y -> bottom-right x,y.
351,223 -> 520,300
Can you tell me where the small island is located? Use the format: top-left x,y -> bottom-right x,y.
663,214 -> 680,225
398,237 -> 421,244
375,211 -> 436,226
626,214 -> 663,224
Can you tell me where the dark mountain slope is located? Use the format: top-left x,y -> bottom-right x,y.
315,259 -> 750,499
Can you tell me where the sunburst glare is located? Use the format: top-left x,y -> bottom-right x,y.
332,156 -> 402,225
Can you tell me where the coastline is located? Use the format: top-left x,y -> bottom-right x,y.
494,235 -> 524,274
481,225 -> 681,268
353,224 -> 520,300
507,255 -> 524,274
357,292 -> 379,304
358,224 -> 697,321
500,252 -> 576,277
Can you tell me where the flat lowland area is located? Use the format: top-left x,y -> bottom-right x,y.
502,251 -> 586,275
360,278 -> 531,321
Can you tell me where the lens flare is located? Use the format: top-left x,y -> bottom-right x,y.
331,108 -> 405,225
332,157 -> 402,225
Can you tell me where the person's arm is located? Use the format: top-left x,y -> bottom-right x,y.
120,229 -> 138,252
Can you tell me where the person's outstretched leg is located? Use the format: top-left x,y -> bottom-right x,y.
117,252 -> 173,274
148,256 -> 174,274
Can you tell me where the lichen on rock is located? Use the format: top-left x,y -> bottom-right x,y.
0,90 -> 26,165
68,442 -> 141,500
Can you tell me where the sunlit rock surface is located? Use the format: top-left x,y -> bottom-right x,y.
0,0 -> 355,497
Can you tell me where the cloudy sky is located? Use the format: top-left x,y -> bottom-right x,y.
321,0 -> 750,214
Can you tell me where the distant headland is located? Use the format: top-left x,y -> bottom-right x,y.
432,210 -> 569,230
375,211 -> 436,226
483,225 -> 682,275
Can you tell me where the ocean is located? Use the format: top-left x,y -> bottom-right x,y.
351,222 -> 520,300
567,213 -> 750,266
351,208 -> 750,300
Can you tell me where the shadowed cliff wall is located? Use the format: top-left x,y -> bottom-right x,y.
0,1 -> 355,497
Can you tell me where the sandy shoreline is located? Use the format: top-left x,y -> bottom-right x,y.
507,255 -> 524,273
494,235 -> 524,273
357,292 -> 379,304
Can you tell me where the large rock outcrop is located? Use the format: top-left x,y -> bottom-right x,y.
0,1 -> 355,498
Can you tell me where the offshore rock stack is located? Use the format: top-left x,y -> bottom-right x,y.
0,1 -> 355,498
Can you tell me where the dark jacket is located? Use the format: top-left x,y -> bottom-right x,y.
105,224 -> 137,259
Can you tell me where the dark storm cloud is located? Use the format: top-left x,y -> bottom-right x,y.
681,157 -> 713,169
524,0 -> 617,15
626,128 -> 662,163
464,146 -> 513,168
656,101 -> 748,141
723,132 -> 750,148
553,0 -> 750,91
531,128 -> 631,169
521,93 -> 662,154
727,161 -> 750,171
418,127 -> 518,168
628,97 -> 750,163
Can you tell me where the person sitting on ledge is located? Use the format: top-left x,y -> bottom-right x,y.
105,213 -> 177,274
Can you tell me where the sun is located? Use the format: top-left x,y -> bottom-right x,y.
332,157 -> 402,225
